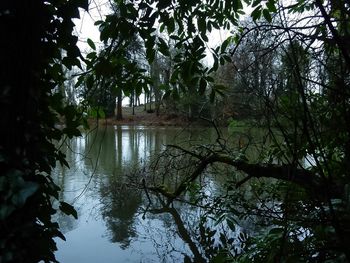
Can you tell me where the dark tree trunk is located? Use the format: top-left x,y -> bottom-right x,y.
116,90 -> 123,120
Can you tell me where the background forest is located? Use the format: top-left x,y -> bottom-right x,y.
1,0 -> 350,262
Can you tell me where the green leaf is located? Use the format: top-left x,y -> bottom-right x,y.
211,252 -> 227,263
207,21 -> 212,32
63,127 -> 82,138
226,218 -> 236,231
57,151 -> 69,168
251,6 -> 262,20
199,78 -> 207,95
89,108 -> 97,118
60,3 -> 80,19
87,38 -> 96,50
172,88 -> 180,100
263,9 -> 272,22
146,47 -> 156,63
210,89 -> 215,103
94,20 -> 104,26
157,0 -> 171,9
209,57 -> 219,73
233,0 -> 243,12
86,51 -> 96,60
205,76 -> 215,83
159,84 -> 169,90
220,56 -> 225,65
221,36 -> 232,53
98,108 -> 105,119
62,57 -> 73,70
82,116 -> 90,130
76,0 -> 89,11
214,84 -> 227,90
54,229 -> 66,241
252,0 -> 261,7
197,17 -> 206,34
223,54 -> 232,62
184,255 -> 192,263
63,105 -> 77,121
269,227 -> 284,235
159,23 -> 165,33
233,34 -> 240,44
266,0 -> 277,12
167,17 -> 175,33
162,90 -> 171,100
59,201 -> 78,219
86,75 -> 94,90
170,34 -> 180,41
75,75 -> 84,88
158,38 -> 170,56
170,69 -> 180,83
201,32 -> 209,42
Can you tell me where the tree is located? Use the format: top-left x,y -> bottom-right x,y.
78,0 -> 149,121
0,1 -> 87,262
91,0 -> 350,261
212,21 -> 279,123
2,0 -> 349,262
80,35 -> 149,120
150,53 -> 163,116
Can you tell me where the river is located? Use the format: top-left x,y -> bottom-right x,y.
53,125 -> 234,262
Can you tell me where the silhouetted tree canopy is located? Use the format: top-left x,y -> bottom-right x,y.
1,0 -> 350,262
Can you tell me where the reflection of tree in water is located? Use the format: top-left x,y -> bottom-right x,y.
137,141 -> 251,262
83,127 -> 118,175
148,201 -> 206,262
140,192 -> 247,263
100,180 -> 142,249
52,139 -> 81,234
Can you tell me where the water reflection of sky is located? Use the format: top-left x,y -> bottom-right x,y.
53,126 -> 215,263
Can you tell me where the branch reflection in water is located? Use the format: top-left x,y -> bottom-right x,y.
55,125 -> 246,262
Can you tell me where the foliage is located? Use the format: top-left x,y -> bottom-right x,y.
84,0 -> 249,120
90,0 -> 350,262
0,1 -> 87,262
2,0 -> 350,262
80,30 -> 149,119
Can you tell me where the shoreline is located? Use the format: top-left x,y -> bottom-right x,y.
87,111 -> 197,127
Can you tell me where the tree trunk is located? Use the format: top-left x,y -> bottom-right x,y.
148,87 -> 153,112
116,90 -> 123,120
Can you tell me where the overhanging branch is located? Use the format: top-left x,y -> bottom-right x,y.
154,145 -> 318,201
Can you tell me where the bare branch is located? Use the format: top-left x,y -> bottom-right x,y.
154,144 -> 318,201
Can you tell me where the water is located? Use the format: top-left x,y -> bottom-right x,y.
53,125 -> 222,262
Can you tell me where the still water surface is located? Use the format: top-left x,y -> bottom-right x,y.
54,125 -> 221,262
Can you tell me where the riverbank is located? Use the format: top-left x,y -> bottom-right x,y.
89,105 -> 195,127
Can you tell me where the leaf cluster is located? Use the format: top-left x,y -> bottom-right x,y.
1,0 -> 88,262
